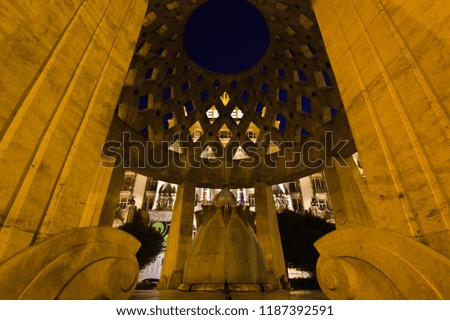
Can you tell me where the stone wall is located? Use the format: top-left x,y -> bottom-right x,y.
0,0 -> 148,263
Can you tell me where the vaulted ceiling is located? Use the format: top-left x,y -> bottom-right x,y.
107,0 -> 355,187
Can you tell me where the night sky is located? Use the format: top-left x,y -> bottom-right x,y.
183,0 -> 270,74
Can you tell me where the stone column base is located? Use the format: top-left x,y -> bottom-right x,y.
315,227 -> 450,299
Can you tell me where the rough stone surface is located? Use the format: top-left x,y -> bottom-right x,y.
0,227 -> 140,299
315,227 -> 450,299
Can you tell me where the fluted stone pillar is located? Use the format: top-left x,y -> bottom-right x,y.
99,159 -> 127,227
324,157 -> 374,228
313,0 -> 450,256
158,180 -> 196,289
313,0 -> 450,299
0,0 -> 147,263
78,156 -> 116,228
254,182 -> 288,289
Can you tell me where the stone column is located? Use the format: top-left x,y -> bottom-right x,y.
324,157 -> 374,228
0,0 -> 147,262
78,156 -> 116,228
98,160 -> 127,227
312,0 -> 450,299
254,182 -> 288,289
313,0 -> 450,256
158,180 -> 196,289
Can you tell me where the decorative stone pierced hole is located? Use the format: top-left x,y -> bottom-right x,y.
314,71 -> 333,89
294,127 -> 311,144
143,11 -> 157,27
277,88 -> 288,104
298,14 -> 314,30
231,107 -> 244,124
181,80 -> 190,92
285,49 -> 296,59
200,89 -> 210,102
136,41 -> 152,57
166,1 -> 180,10
200,146 -> 217,160
241,90 -> 250,103
273,113 -> 287,133
285,25 -> 296,36
183,100 -> 195,117
276,68 -> 286,78
260,82 -> 269,94
168,139 -> 183,154
218,124 -> 232,147
156,24 -> 169,35
189,121 -> 204,142
144,68 -> 159,81
124,69 -> 137,87
301,128 -> 311,137
297,95 -> 312,115
165,67 -> 176,77
138,94 -> 154,111
267,141 -> 280,155
322,106 -> 338,123
162,87 -> 174,102
220,91 -> 230,106
163,112 -> 177,131
183,0 -> 269,74
233,146 -> 250,160
246,122 -> 260,143
293,70 -> 307,83
300,44 -> 316,59
207,106 -> 219,124
255,102 -> 267,117
156,47 -> 168,58
276,2 -> 288,12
